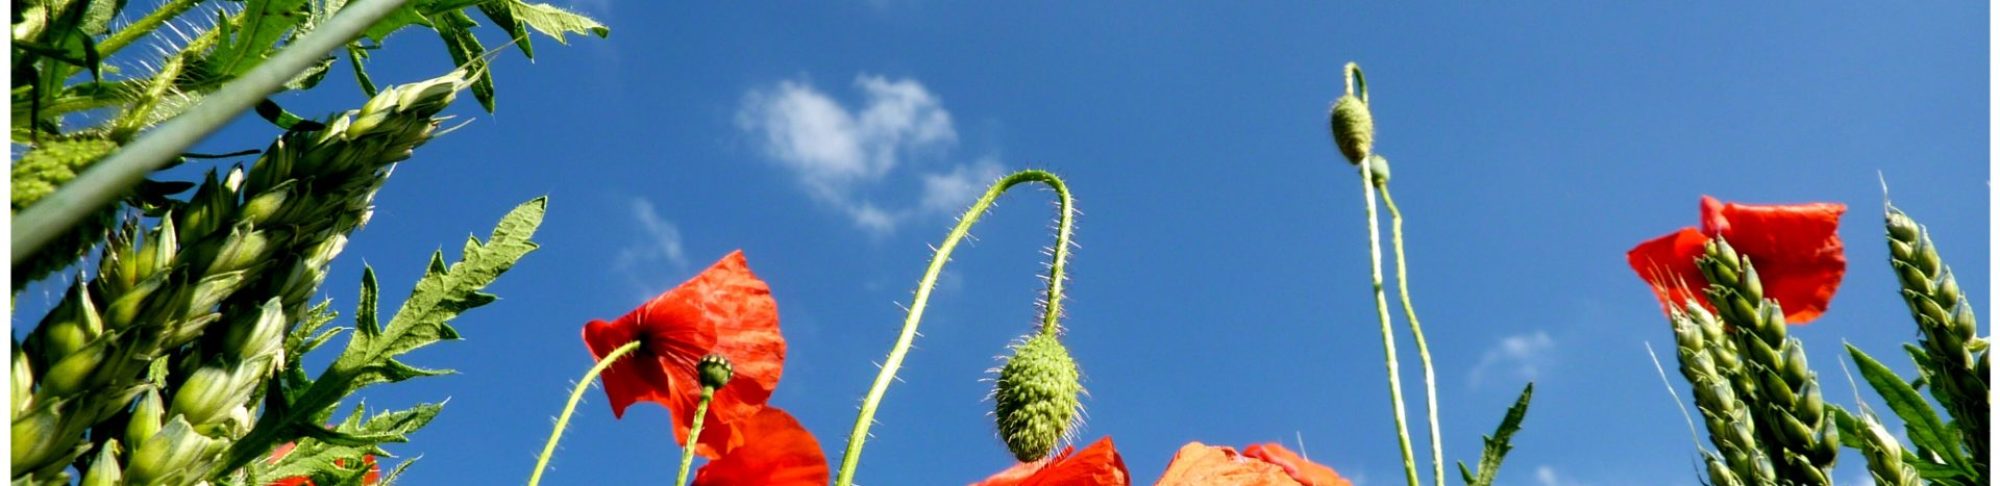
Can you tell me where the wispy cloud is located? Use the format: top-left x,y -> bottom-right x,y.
612,198 -> 690,294
1470,330 -> 1555,387
737,74 -> 1001,233
1535,465 -> 1590,486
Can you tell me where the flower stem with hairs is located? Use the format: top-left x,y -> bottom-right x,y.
1380,184 -> 1445,486
529,341 -> 641,486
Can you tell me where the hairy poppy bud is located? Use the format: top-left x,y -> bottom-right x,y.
697,354 -> 733,390
1329,95 -> 1373,165
993,333 -> 1082,462
1364,154 -> 1391,187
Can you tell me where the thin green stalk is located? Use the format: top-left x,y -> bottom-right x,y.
834,169 -> 1075,486
1381,186 -> 1444,486
1360,160 -> 1421,486
98,0 -> 201,56
12,0 -> 419,264
529,340 -> 641,486
675,388 -> 714,486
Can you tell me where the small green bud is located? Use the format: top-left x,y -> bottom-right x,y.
135,216 -> 178,281
240,184 -> 292,225
127,388 -> 165,447
34,280 -> 103,358
1740,262 -> 1764,302
170,364 -> 256,426
1811,418 -> 1839,464
696,354 -> 734,390
1795,381 -> 1823,423
1329,95 -> 1374,165
43,339 -> 110,396
12,403 -> 69,471
12,347 -> 33,414
1888,240 -> 1915,263
1363,154 -> 1391,187
1885,209 -> 1919,241
204,225 -> 273,275
1934,269 -> 1962,304
1779,413 -> 1813,449
225,299 -> 289,362
126,417 -> 218,485
1757,368 -> 1796,409
993,333 -> 1083,462
1781,341 -> 1811,384
79,439 -> 122,486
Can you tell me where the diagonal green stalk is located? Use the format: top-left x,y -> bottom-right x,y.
529,340 -> 641,486
834,169 -> 1075,486
1381,186 -> 1444,486
675,388 -> 715,485
1360,157 -> 1422,486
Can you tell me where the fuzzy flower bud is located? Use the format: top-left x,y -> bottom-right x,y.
1329,95 -> 1374,165
1364,154 -> 1391,187
697,354 -> 734,390
993,333 -> 1083,462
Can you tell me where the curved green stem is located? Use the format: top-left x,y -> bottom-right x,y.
833,169 -> 1076,486
528,340 -> 641,486
675,387 -> 715,485
1382,185 -> 1443,486
1359,159 -> 1421,486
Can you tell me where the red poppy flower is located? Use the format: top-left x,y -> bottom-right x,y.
691,407 -> 828,486
1157,442 -> 1352,486
582,250 -> 786,457
266,442 -> 380,486
1626,196 -> 1846,324
973,437 -> 1130,486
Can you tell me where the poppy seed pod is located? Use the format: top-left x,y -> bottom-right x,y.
993,333 -> 1082,462
1329,95 -> 1374,165
697,354 -> 734,390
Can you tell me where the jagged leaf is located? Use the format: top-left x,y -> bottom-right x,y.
507,1 -> 609,43
207,0 -> 313,75
1459,382 -> 1533,486
1848,344 -> 1965,467
433,10 -> 495,112
360,5 -> 431,43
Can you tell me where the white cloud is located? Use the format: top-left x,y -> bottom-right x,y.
1470,330 -> 1555,387
737,74 -> 1000,233
1534,466 -> 1589,486
612,198 -> 689,293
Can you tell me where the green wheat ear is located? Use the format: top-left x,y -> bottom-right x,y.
993,333 -> 1083,462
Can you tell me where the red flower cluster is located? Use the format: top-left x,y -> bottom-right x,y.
581,251 -> 827,483
972,438 -> 1348,486
1626,196 -> 1846,324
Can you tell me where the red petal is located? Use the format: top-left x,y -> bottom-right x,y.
583,317 -> 681,419
1699,196 -> 1847,324
1243,444 -> 1351,486
657,251 -> 785,456
1626,228 -> 1711,316
691,407 -> 828,486
973,437 -> 1130,486
1156,442 -> 1300,486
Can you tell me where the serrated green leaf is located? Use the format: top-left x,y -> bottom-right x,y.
433,9 -> 495,112
1848,344 -> 1964,466
508,1 -> 609,43
1462,382 -> 1534,486
357,266 -> 381,336
360,5 -> 431,43
207,0 -> 313,75
476,2 -> 535,59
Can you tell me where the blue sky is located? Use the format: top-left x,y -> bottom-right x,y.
16,2 -> 1990,485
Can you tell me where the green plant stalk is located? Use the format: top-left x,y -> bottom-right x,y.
834,169 -> 1075,486
12,0 -> 419,264
529,340 -> 640,486
1360,159 -> 1421,486
675,387 -> 715,486
1380,186 -> 1444,486
97,0 -> 201,57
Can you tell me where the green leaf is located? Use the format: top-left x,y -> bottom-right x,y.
207,0 -> 313,76
257,402 -> 440,482
1847,344 -> 1964,466
1828,405 -> 1865,449
506,1 -> 609,44
476,2 -> 535,59
360,4 -> 431,43
1460,382 -> 1534,486
346,44 -> 378,97
433,10 -> 496,112
79,0 -> 122,36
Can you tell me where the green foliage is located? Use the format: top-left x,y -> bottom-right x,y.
1457,383 -> 1532,486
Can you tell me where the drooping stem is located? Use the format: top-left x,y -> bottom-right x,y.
529,340 -> 642,486
833,169 -> 1076,486
675,387 -> 715,485
12,0 -> 421,264
1360,157 -> 1421,486
1381,185 -> 1443,486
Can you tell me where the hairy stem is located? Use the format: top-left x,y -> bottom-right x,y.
833,169 -> 1076,486
675,387 -> 715,486
1381,186 -> 1444,486
529,340 -> 641,486
99,0 -> 201,56
12,0 -> 420,264
1361,160 -> 1421,486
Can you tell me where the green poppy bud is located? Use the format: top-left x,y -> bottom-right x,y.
697,354 -> 734,390
1364,154 -> 1391,187
993,333 -> 1082,462
1329,95 -> 1374,165
79,439 -> 122,486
